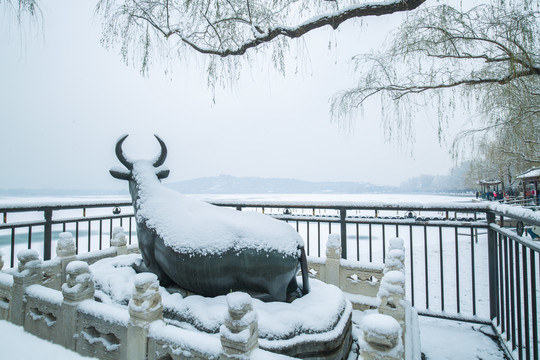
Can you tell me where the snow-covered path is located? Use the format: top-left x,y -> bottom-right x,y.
0,315 -> 507,359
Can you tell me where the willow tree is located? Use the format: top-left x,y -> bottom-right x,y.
331,2 -> 540,154
2,0 -> 40,23
95,0 -> 425,83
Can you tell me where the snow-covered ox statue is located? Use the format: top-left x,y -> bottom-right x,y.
110,134 -> 310,302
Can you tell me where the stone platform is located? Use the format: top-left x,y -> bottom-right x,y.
91,254 -> 352,360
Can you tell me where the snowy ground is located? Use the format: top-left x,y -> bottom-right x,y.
0,315 -> 507,359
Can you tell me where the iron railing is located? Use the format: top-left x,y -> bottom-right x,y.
1,198 -> 539,359
0,200 -> 134,266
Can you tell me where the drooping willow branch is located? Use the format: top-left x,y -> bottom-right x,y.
124,0 -> 427,57
187,0 -> 426,56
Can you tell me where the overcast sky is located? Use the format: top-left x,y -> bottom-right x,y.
0,0 -> 468,192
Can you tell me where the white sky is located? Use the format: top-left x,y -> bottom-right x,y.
0,0 -> 468,191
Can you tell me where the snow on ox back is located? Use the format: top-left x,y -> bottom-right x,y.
132,162 -> 302,257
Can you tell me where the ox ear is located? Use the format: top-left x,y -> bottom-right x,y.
156,166 -> 170,180
110,167 -> 131,181
155,166 -> 170,180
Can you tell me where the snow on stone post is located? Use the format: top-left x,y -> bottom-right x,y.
326,234 -> 342,288
385,237 -> 405,274
111,226 -> 128,255
360,313 -> 403,360
56,232 -> 77,285
10,249 -> 42,325
378,270 -> 406,326
127,273 -> 163,360
220,292 -> 259,360
60,261 -> 95,350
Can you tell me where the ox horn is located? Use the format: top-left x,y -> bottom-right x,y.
153,134 -> 167,167
115,134 -> 134,170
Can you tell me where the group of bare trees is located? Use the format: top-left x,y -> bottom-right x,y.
6,0 -> 539,189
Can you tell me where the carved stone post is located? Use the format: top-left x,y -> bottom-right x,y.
388,237 -> 405,252
360,313 -> 403,360
220,292 -> 259,359
60,261 -> 95,349
56,232 -> 77,284
385,249 -> 405,274
111,226 -> 128,255
10,250 -> 42,325
378,270 -> 406,325
326,234 -> 342,288
127,273 -> 163,360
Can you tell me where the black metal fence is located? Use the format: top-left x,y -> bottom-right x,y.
0,201 -> 133,266
1,199 -> 539,359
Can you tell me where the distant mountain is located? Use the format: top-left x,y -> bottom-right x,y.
164,175 -> 396,194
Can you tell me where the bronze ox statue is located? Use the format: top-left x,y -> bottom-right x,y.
110,134 -> 310,302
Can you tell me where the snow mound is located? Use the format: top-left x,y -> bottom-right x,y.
362,314 -> 401,337
165,279 -> 347,341
89,255 -> 347,343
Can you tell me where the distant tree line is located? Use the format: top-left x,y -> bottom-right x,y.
399,163 -> 476,193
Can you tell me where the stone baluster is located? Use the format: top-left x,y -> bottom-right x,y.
111,226 -> 128,255
384,249 -> 405,274
385,238 -> 405,274
60,261 -> 95,349
388,237 -> 405,252
360,313 -> 403,360
56,232 -> 77,284
220,292 -> 259,359
378,270 -> 406,325
127,273 -> 163,360
10,249 -> 42,325
326,234 -> 342,288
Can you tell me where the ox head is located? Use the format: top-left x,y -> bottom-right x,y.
110,134 -> 170,181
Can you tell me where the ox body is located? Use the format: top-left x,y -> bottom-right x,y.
110,135 -> 310,302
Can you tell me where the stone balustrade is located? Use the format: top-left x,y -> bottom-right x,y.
0,230 -> 414,360
305,234 -> 386,310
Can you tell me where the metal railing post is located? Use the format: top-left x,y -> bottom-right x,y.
43,208 -> 53,260
340,208 -> 347,259
487,210 -> 498,320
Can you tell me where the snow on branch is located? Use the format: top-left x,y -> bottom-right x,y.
97,0 -> 426,62
177,0 -> 427,56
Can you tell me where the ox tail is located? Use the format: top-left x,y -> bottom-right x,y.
299,245 -> 310,295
